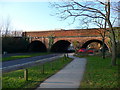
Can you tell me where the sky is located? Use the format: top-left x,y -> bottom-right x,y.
0,0 -> 119,32
0,1 -> 80,32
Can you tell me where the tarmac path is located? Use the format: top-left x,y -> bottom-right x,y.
36,53 -> 87,89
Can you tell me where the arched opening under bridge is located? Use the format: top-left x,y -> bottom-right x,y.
28,40 -> 47,52
81,39 -> 109,51
51,40 -> 71,52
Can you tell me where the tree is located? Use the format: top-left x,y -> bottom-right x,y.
93,19 -> 108,59
0,20 -> 3,37
113,27 -> 120,57
1,16 -> 12,37
51,0 -> 117,65
0,16 -> 23,37
79,15 -> 108,58
72,40 -> 80,52
2,37 -> 29,53
48,33 -> 55,51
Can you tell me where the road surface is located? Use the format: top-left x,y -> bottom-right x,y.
2,53 -> 62,68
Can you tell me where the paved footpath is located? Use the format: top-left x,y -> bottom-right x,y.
36,53 -> 87,89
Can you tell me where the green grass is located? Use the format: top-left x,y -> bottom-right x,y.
2,57 -> 73,89
78,55 -> 120,88
2,52 -> 52,62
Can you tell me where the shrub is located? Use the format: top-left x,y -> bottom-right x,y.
2,37 -> 29,53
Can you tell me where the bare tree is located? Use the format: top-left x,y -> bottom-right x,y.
10,30 -> 23,37
0,20 -> 3,37
0,25 -> 2,37
0,16 -> 12,37
111,1 -> 120,12
77,16 -> 108,58
93,18 -> 108,59
4,17 -> 11,37
51,0 -> 117,66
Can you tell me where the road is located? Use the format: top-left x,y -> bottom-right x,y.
2,53 -> 62,68
2,52 -> 44,58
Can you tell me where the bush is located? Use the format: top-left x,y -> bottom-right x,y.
2,37 -> 29,53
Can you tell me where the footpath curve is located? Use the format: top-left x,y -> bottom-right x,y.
36,53 -> 87,89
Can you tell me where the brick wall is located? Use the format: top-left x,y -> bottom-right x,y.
23,28 -> 109,49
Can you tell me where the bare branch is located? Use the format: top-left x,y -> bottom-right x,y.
96,0 -> 107,5
72,1 -> 106,17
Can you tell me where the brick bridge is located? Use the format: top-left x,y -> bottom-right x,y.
23,28 -> 110,52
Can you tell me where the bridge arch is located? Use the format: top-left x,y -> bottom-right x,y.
51,40 -> 71,52
28,40 -> 47,52
81,39 -> 109,50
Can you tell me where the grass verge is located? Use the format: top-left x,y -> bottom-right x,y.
77,55 -> 120,88
2,52 -> 52,62
2,57 -> 73,89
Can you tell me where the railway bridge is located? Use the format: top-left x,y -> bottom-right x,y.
22,28 -> 110,52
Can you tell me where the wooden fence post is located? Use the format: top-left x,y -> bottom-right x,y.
66,53 -> 68,58
64,54 -> 66,60
24,69 -> 28,81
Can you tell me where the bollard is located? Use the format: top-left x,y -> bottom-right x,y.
64,54 -> 67,60
64,54 -> 66,60
24,69 -> 28,81
66,53 -> 68,58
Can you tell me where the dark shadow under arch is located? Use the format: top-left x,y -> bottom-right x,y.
28,40 -> 47,52
81,39 -> 108,50
51,40 -> 71,52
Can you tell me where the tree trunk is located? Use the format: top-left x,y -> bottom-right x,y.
111,43 -> 116,66
110,32 -> 117,66
106,0 -> 117,66
102,38 -> 106,59
107,20 -> 117,66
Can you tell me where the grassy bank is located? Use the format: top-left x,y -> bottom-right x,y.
78,55 -> 119,88
2,57 -> 73,89
2,52 -> 52,62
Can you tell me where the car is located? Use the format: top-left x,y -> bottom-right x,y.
77,48 -> 86,53
86,48 -> 94,54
